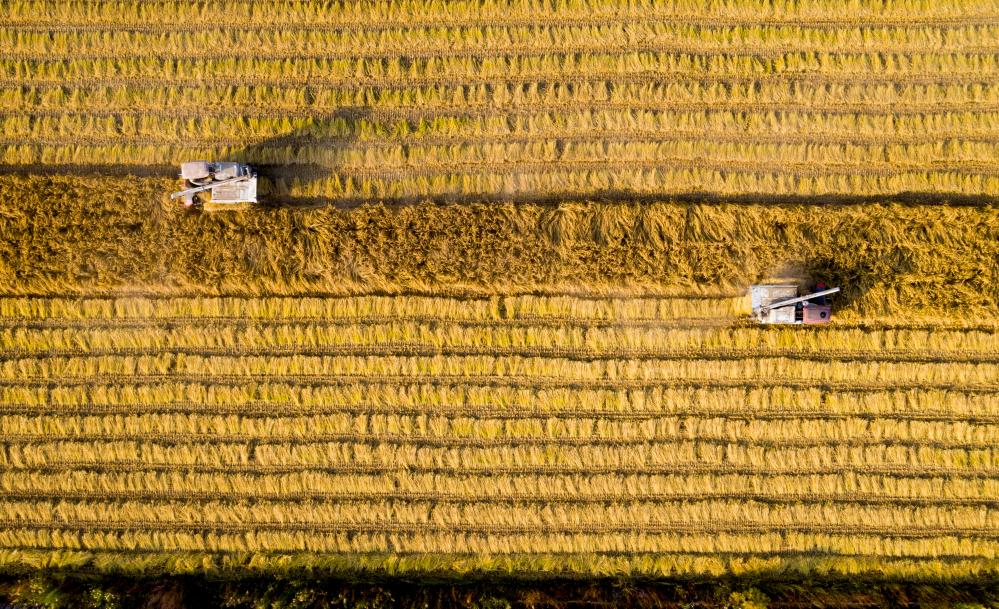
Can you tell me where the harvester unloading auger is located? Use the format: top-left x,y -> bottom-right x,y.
169,161 -> 258,208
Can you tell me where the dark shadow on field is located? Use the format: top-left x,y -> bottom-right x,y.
260,187 -> 999,210
222,106 -> 373,209
804,256 -> 877,314
224,119 -> 999,208
214,114 -> 999,208
4,158 -> 994,209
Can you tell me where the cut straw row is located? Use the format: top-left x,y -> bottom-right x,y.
3,527 -> 998,557
4,438 -> 998,469
7,82 -> 998,114
4,470 -> 997,502
7,0 -> 994,27
8,23 -> 999,59
2,384 -> 995,420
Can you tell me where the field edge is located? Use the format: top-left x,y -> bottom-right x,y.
2,551 -> 998,581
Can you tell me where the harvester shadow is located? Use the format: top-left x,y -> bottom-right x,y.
221,107 -> 374,210
214,110 -> 999,209
804,256 -> 891,314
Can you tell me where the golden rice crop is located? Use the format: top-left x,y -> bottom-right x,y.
0,549 -> 991,579
0,289 -> 992,576
0,290 -> 995,576
5,0 -> 999,202
3,175 -> 994,321
4,383 -> 995,421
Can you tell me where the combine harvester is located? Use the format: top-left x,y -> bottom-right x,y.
169,161 -> 258,209
749,284 -> 840,324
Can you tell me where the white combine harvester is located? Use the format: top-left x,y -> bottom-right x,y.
749,284 -> 841,324
169,161 -> 258,208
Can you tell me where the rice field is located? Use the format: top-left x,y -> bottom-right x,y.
1,0 -> 999,582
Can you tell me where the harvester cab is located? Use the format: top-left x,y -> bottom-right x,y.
169,161 -> 258,208
750,284 -> 841,324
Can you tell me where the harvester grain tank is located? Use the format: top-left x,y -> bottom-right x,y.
169,161 -> 258,208
750,284 -> 840,324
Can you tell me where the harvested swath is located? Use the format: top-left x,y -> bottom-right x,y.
7,24 -> 999,60
6,411 -> 999,446
8,53 -> 998,86
4,470 -> 998,503
0,294 -> 746,322
5,438 -> 998,470
6,498 -> 999,532
13,111 -> 999,148
2,383 -> 996,421
2,548 -> 996,579
6,83 -> 999,115
4,352 -> 993,386
3,323 -> 996,359
5,153 -> 997,199
6,0 -> 995,28
4,527 -> 999,557
11,141 -> 999,171
0,548 -> 995,579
